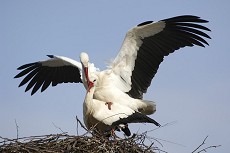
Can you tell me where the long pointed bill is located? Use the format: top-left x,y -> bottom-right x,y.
84,67 -> 89,82
87,81 -> 94,92
84,67 -> 94,92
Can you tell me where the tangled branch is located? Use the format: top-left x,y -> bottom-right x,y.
191,136 -> 221,153
0,118 -> 221,153
0,118 -> 157,153
0,132 -> 159,153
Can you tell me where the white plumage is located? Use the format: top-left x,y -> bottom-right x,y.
14,15 -> 211,135
83,74 -> 160,136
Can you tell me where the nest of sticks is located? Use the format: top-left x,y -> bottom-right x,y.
0,117 -> 221,153
0,117 -> 159,153
0,132 -> 158,153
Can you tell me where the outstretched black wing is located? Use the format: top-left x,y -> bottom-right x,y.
14,55 -> 82,95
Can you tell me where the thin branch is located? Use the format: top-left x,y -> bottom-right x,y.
197,145 -> 221,153
52,122 -> 65,133
147,121 -> 177,133
192,136 -> 208,153
192,136 -> 221,153
14,119 -> 19,140
76,116 -> 88,132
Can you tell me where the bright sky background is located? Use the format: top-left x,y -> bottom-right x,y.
1,1 -> 229,152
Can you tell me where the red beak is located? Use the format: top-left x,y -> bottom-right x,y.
87,81 -> 94,92
84,67 -> 89,81
84,67 -> 94,92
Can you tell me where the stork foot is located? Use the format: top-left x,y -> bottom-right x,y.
104,128 -> 117,138
105,102 -> 113,110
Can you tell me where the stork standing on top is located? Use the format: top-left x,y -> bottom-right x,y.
14,15 -> 211,135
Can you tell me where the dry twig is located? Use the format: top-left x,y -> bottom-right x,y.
191,136 -> 221,153
0,119 -> 157,153
14,119 -> 19,140
0,119 -> 220,153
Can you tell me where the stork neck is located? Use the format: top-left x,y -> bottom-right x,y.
84,88 -> 96,115
85,86 -> 95,106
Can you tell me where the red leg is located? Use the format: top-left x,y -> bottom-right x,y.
105,102 -> 112,110
111,128 -> 115,136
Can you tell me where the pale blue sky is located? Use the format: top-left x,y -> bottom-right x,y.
1,1 -> 229,152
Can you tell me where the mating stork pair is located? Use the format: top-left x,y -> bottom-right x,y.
15,15 -> 211,136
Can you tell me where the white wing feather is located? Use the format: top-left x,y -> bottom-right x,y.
110,21 -> 165,92
43,55 -> 82,68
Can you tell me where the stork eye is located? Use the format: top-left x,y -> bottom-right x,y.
93,79 -> 96,82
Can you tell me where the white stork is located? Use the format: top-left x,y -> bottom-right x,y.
83,74 -> 160,136
14,15 -> 211,132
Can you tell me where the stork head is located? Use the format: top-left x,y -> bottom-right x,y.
80,52 -> 89,67
80,52 -> 91,88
